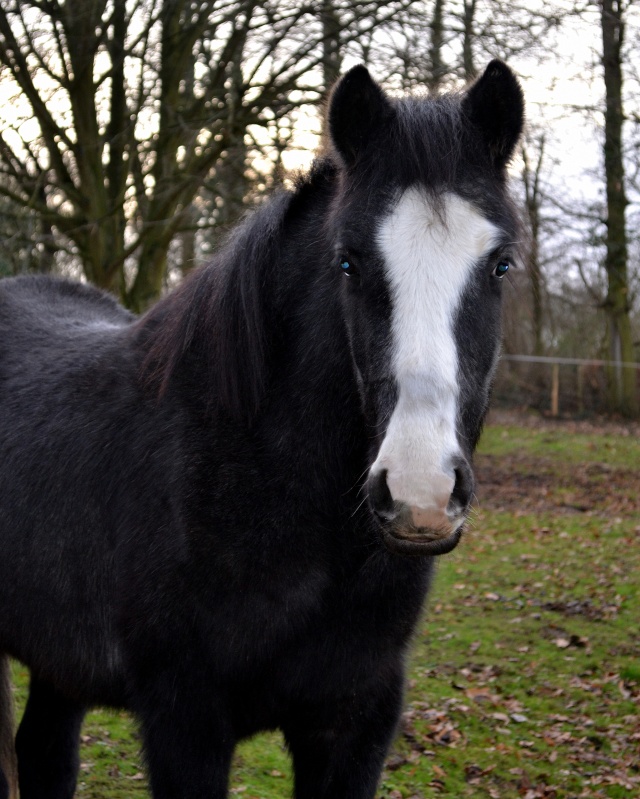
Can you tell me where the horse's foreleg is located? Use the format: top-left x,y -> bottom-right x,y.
284,674 -> 404,799
138,688 -> 235,799
15,677 -> 86,799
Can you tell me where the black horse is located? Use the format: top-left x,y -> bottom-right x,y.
0,61 -> 523,799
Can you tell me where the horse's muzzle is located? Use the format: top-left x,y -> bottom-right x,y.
367,463 -> 473,556
381,523 -> 463,556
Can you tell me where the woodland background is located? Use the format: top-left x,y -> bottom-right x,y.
0,0 -> 638,415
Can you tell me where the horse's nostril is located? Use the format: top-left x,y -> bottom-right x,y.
367,469 -> 396,520
449,457 -> 474,514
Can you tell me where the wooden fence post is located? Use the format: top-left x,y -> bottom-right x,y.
551,362 -> 559,417
577,364 -> 585,414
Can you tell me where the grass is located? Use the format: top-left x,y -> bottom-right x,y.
9,419 -> 640,798
384,508 -> 639,798
477,422 -> 640,469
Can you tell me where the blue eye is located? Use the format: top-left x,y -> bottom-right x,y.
339,258 -> 358,278
493,260 -> 510,278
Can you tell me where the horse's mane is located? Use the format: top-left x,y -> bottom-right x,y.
138,158 -> 337,423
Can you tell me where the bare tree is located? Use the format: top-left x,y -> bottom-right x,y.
521,133 -> 548,358
600,0 -> 638,414
0,0 -> 416,310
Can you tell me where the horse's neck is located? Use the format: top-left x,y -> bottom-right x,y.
264,231 -> 367,469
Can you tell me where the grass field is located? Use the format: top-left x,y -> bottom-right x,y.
9,415 -> 640,798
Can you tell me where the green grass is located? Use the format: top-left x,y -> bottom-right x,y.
478,423 -> 640,469
9,420 -> 640,798
384,508 -> 640,798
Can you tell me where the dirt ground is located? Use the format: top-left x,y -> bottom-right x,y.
476,410 -> 640,518
485,408 -> 640,439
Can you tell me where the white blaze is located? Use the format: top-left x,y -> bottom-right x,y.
371,189 -> 500,526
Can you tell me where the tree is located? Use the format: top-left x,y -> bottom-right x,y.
0,197 -> 44,276
600,0 -> 638,414
0,0 -> 415,310
521,133 -> 548,358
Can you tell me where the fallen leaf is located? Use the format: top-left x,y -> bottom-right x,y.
432,764 -> 447,778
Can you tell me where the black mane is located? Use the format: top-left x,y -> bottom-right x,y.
138,158 -> 338,421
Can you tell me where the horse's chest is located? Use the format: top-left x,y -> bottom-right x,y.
223,548 -> 429,675
218,557 -> 431,736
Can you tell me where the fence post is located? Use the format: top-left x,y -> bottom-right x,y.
498,354 -> 640,416
551,362 -> 559,416
577,364 -> 585,414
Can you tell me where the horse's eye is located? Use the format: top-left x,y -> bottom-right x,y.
339,258 -> 358,278
492,260 -> 510,278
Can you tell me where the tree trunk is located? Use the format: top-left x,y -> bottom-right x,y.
462,0 -> 477,81
428,0 -> 445,92
521,137 -> 546,358
180,213 -> 197,277
127,235 -> 172,313
600,0 -> 637,415
321,1 -> 342,92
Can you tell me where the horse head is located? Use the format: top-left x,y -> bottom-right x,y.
327,61 -> 524,555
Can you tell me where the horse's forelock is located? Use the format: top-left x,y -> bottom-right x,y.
332,93 -> 499,211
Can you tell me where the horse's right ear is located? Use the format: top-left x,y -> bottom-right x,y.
328,66 -> 393,167
462,60 -> 524,171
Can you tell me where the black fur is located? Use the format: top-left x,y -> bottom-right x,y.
0,62 -> 523,799
328,65 -> 393,167
462,59 -> 525,171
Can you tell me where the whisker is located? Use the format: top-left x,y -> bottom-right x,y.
342,464 -> 372,498
350,494 -> 370,519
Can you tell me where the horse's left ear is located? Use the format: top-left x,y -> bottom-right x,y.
462,60 -> 524,171
328,65 -> 393,167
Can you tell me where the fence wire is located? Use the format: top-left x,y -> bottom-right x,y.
492,355 -> 640,417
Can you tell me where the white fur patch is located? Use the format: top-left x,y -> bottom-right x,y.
371,189 -> 499,517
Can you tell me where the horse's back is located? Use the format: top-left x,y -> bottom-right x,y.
0,273 -> 134,389
0,274 -> 132,335
0,276 -> 138,702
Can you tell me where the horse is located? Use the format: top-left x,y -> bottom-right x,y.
0,60 -> 524,799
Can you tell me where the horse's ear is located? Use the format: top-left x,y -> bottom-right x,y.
328,65 -> 393,166
462,60 -> 524,171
